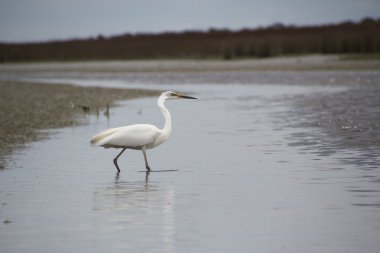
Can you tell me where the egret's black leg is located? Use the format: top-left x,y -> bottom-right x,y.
113,148 -> 127,173
142,147 -> 151,172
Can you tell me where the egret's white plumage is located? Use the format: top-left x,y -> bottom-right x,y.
91,91 -> 196,173
92,124 -> 161,149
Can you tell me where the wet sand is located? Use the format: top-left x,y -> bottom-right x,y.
287,81 -> 380,150
0,80 -> 158,168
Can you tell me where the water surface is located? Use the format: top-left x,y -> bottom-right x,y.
1,67 -> 380,253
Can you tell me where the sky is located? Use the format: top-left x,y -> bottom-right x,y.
0,0 -> 379,42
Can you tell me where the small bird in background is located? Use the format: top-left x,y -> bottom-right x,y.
103,103 -> 110,118
90,91 -> 196,173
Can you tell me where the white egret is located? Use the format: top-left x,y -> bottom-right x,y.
91,91 -> 196,173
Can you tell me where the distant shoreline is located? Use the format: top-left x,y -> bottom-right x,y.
1,55 -> 379,72
0,80 -> 159,168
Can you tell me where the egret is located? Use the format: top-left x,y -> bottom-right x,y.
90,91 -> 196,173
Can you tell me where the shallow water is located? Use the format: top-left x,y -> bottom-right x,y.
1,67 -> 380,253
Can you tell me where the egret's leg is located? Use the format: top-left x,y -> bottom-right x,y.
142,147 -> 151,171
113,148 -> 127,173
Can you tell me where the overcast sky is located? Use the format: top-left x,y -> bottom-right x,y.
0,0 -> 379,42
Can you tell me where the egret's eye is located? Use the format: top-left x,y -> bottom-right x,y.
170,92 -> 177,97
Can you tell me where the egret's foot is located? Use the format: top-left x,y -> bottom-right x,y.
146,166 -> 151,172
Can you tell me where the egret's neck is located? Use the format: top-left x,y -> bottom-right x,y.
158,96 -> 171,135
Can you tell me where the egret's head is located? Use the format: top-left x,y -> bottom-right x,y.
162,91 -> 197,100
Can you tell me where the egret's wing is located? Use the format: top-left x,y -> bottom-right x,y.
94,124 -> 161,148
90,127 -> 124,146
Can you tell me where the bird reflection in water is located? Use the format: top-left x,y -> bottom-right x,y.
114,170 -> 151,190
92,171 -> 176,252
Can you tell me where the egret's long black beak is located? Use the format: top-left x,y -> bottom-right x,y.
178,94 -> 197,99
